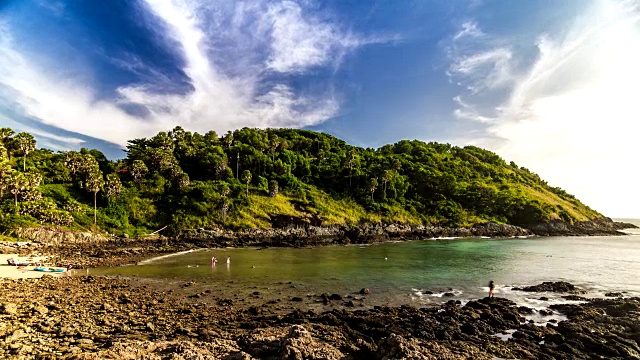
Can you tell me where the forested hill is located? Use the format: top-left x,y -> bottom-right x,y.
0,126 -> 602,237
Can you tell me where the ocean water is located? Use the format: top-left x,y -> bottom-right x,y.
92,219 -> 640,314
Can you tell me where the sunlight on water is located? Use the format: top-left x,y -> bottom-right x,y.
93,226 -> 640,308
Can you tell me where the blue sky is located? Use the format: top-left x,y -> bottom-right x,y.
0,0 -> 639,217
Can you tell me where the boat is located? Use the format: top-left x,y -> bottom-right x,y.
33,267 -> 65,273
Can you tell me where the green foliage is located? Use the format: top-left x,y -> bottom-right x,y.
0,126 -> 604,236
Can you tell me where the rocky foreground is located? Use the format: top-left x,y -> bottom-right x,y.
1,277 -> 639,359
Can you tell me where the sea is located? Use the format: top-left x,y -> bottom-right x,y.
91,219 -> 640,320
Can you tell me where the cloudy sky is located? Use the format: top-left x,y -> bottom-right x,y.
0,0 -> 639,218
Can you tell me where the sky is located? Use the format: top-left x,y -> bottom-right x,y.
0,0 -> 639,218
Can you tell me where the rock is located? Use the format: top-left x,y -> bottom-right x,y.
443,292 -> 455,297
345,300 -> 355,307
328,294 -> 342,301
605,292 -> 623,298
34,304 -> 48,315
359,288 -> 370,295
514,281 -> 585,293
1,303 -> 18,315
291,297 -> 303,302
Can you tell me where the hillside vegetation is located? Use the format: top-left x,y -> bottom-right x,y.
0,126 -> 602,237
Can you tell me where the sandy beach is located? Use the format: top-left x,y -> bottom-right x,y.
0,254 -> 66,279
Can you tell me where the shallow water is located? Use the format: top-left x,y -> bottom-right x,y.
92,220 -> 640,311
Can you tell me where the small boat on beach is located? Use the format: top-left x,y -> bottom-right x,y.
33,267 -> 65,273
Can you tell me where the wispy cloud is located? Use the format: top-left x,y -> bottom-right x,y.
0,0 -> 388,148
453,21 -> 484,41
448,0 -> 640,217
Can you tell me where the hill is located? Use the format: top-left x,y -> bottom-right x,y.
0,126 -> 605,238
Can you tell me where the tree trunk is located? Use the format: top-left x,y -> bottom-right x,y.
23,153 -> 26,171
246,184 -> 249,197
14,193 -> 18,210
93,191 -> 97,227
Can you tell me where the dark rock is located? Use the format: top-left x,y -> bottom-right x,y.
443,292 -> 455,297
359,288 -> 370,295
291,297 -> 303,302
605,292 -> 623,298
328,294 -> 342,301
514,281 -> 585,294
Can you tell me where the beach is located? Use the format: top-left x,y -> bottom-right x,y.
0,254 -> 66,279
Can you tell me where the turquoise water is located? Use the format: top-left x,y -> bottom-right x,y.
92,220 -> 640,308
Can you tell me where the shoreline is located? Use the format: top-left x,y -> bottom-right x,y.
1,218 -> 635,271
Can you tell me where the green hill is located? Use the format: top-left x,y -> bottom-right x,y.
0,126 -> 603,237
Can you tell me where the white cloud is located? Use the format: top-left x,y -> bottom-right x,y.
450,0 -> 640,218
453,21 -> 484,41
0,0 -> 384,148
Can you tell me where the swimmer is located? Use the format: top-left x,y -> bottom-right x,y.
211,256 -> 217,265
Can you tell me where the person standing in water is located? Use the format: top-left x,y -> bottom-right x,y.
226,256 -> 231,264
488,280 -> 495,298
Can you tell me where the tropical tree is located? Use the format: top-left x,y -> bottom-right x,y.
177,172 -> 190,188
104,173 -> 123,200
220,184 -> 231,222
85,166 -> 104,227
65,151 -> 84,182
0,164 -> 11,199
242,170 -> 252,197
14,132 -> 36,171
220,197 -> 230,224
7,171 -> 27,210
346,149 -> 358,189
130,160 -> 148,188
369,177 -> 378,201
0,128 -> 15,159
269,180 -> 278,197
382,170 -> 394,199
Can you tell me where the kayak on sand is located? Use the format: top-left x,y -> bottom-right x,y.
33,267 -> 66,273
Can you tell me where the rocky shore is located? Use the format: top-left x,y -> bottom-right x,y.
1,277 -> 638,359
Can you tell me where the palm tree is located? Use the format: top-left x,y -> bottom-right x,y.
382,170 -> 394,198
0,128 -> 14,159
84,166 -> 104,228
14,132 -> 36,171
104,173 -> 123,201
242,170 -> 252,197
131,160 -> 148,188
369,178 -> 378,202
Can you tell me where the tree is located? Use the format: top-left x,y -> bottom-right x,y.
222,131 -> 234,149
131,160 -> 148,188
177,172 -> 190,188
85,166 -> 104,228
220,197 -> 230,224
0,164 -> 11,199
242,170 -> 252,197
268,136 -> 279,162
347,149 -> 357,189
369,177 -> 378,201
382,170 -> 394,199
65,151 -> 84,183
14,132 -> 36,171
0,128 -> 15,159
104,173 -> 123,200
220,184 -> 230,223
7,171 -> 27,210
269,180 -> 278,197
